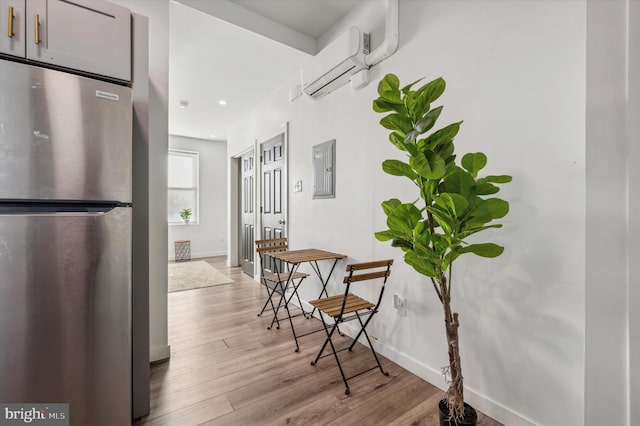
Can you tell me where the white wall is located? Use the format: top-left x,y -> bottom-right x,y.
168,135 -> 228,260
110,0 -> 170,362
227,1 -> 586,425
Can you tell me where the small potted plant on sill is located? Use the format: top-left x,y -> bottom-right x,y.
180,208 -> 192,225
373,74 -> 511,425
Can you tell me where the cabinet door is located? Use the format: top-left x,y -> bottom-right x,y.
26,0 -> 131,81
0,0 -> 25,57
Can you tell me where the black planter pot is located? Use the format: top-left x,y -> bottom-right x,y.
438,399 -> 478,426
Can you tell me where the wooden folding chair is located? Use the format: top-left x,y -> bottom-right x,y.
309,259 -> 393,394
255,238 -> 310,349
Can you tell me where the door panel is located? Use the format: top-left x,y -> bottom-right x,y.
0,0 -> 26,58
0,60 -> 132,202
241,150 -> 254,277
26,0 -> 131,81
0,207 -> 132,426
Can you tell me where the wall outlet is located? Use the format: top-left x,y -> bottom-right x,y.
393,294 -> 407,316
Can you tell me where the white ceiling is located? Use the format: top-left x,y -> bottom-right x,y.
230,0 -> 361,39
169,0 -> 362,141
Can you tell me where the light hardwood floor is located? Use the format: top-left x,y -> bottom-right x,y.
135,257 -> 502,426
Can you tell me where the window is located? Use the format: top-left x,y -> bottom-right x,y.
168,149 -> 199,224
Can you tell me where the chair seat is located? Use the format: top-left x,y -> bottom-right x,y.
262,271 -> 309,284
309,293 -> 374,318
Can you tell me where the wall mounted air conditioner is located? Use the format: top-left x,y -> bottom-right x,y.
301,27 -> 370,100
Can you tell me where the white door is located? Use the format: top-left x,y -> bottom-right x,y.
260,133 -> 286,242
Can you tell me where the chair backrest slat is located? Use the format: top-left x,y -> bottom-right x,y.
255,237 -> 287,246
343,270 -> 389,283
256,238 -> 288,254
256,244 -> 288,253
345,259 -> 394,271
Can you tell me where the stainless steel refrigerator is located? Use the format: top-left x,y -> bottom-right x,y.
0,59 -> 133,425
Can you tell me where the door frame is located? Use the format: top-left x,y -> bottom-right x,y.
229,145 -> 254,268
229,121 -> 289,278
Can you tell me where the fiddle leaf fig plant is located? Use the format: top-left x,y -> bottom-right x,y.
373,74 -> 511,422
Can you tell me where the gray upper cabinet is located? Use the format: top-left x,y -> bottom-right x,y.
0,0 -> 26,57
1,0 -> 131,82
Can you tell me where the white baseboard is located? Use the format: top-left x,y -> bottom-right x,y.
168,251 -> 227,261
298,301 -> 537,426
150,344 -> 170,362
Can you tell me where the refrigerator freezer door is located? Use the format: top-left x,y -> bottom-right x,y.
0,60 -> 132,202
0,207 -> 132,426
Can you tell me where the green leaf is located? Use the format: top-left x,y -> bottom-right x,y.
427,205 -> 454,234
392,238 -> 413,251
404,129 -> 419,144
373,98 -> 406,114
411,151 -> 446,179
482,198 -> 509,219
378,74 -> 400,95
404,91 -> 417,114
415,77 -> 446,104
444,167 -> 475,197
374,230 -> 395,241
437,193 -> 468,217
424,121 -> 463,150
430,233 -> 450,256
482,175 -> 513,184
381,198 -> 402,216
382,160 -> 418,180
436,142 -> 455,160
410,94 -> 430,120
456,224 -> 503,239
379,90 -> 402,104
464,198 -> 509,227
461,152 -> 487,177
415,106 -> 443,134
380,114 -> 412,133
389,132 -> 409,152
401,78 -> 424,94
387,203 -> 422,238
404,251 -> 438,278
475,181 -> 499,195
458,243 -> 504,258
373,98 -> 394,112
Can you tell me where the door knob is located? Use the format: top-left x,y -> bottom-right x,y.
278,219 -> 286,225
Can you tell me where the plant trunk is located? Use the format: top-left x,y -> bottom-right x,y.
443,295 -> 465,421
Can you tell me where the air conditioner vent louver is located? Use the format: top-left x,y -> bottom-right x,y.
301,27 -> 369,100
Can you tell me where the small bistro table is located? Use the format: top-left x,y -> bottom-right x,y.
267,248 -> 348,350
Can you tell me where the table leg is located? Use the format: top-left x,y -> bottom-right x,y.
309,258 -> 340,314
268,261 -> 310,352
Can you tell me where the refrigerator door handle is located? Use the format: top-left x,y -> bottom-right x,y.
0,204 -> 129,216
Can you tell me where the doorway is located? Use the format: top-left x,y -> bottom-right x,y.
235,124 -> 289,279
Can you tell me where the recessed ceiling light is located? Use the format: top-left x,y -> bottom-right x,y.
179,100 -> 189,108
218,100 -> 227,106
210,134 -> 216,138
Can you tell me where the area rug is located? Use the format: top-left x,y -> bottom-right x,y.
168,260 -> 234,293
